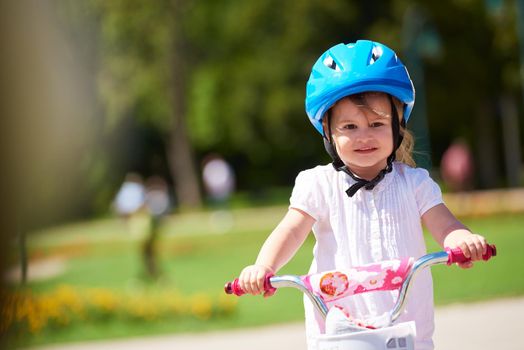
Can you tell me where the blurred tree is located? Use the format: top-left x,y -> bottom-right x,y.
88,0 -> 201,208
424,1 -> 504,188
180,0 -> 523,190
366,0 -> 522,188
184,0 -> 360,189
71,0 -> 363,198
1,0 -> 101,288
54,0 -> 523,219
169,0 -> 202,208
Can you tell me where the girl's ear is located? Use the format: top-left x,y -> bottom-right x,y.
390,95 -> 404,122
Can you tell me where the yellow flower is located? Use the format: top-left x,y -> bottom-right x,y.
217,293 -> 237,315
38,294 -> 68,325
1,285 -> 237,336
52,285 -> 84,317
190,293 -> 213,320
87,288 -> 119,313
125,294 -> 159,320
163,290 -> 188,316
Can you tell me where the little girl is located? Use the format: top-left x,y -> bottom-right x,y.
237,40 -> 488,350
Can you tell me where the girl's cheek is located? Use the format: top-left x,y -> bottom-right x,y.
334,137 -> 351,149
380,128 -> 393,138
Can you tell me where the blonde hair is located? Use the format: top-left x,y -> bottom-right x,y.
392,97 -> 416,167
396,128 -> 416,167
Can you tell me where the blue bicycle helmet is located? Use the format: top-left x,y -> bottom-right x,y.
305,40 -> 415,135
305,40 -> 416,197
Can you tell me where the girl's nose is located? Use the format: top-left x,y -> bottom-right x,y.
354,126 -> 374,140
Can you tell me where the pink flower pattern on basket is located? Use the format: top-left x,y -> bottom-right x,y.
306,258 -> 414,302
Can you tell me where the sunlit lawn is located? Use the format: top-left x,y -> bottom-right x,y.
6,208 -> 524,348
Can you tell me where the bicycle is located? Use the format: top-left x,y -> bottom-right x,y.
225,244 -> 496,350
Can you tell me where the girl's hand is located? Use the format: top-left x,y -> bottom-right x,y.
443,229 -> 488,268
238,264 -> 275,297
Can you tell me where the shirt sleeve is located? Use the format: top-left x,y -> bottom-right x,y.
289,168 -> 327,222
411,168 -> 444,216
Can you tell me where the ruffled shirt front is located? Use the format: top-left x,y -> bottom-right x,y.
289,162 -> 443,350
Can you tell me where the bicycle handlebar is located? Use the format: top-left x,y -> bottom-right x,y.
225,244 -> 496,323
445,244 -> 496,264
225,273 -> 276,297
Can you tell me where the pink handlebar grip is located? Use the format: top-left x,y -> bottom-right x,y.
224,274 -> 276,296
446,244 -> 497,265
224,278 -> 244,296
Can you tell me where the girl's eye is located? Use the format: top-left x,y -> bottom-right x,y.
343,124 -> 357,130
370,122 -> 384,128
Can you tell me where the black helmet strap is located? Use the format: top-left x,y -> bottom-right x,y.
324,95 -> 404,197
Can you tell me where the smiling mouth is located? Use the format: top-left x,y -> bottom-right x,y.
355,147 -> 377,153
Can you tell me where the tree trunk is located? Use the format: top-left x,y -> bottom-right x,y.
475,101 -> 500,188
169,111 -> 202,208
499,95 -> 522,187
167,0 -> 202,209
142,215 -> 160,279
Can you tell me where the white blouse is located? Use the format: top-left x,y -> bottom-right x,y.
289,162 -> 443,350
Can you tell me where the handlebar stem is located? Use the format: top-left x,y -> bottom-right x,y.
389,251 -> 449,322
269,275 -> 329,317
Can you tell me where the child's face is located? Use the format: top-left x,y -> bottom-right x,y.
325,93 -> 394,179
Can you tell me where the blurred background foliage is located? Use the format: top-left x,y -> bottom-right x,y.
2,0 -> 524,347
3,0 -> 522,231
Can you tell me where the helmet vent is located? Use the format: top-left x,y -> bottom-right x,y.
369,46 -> 383,65
323,56 -> 340,71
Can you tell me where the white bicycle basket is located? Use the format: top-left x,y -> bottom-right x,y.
316,321 -> 416,350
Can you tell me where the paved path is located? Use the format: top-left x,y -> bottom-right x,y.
32,297 -> 524,350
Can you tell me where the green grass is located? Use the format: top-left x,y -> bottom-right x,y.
429,213 -> 524,303
6,209 -> 524,348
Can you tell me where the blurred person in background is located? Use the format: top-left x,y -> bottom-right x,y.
202,154 -> 236,205
142,175 -> 171,279
114,173 -> 146,219
202,154 -> 236,233
113,173 -> 147,238
440,140 -> 474,192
